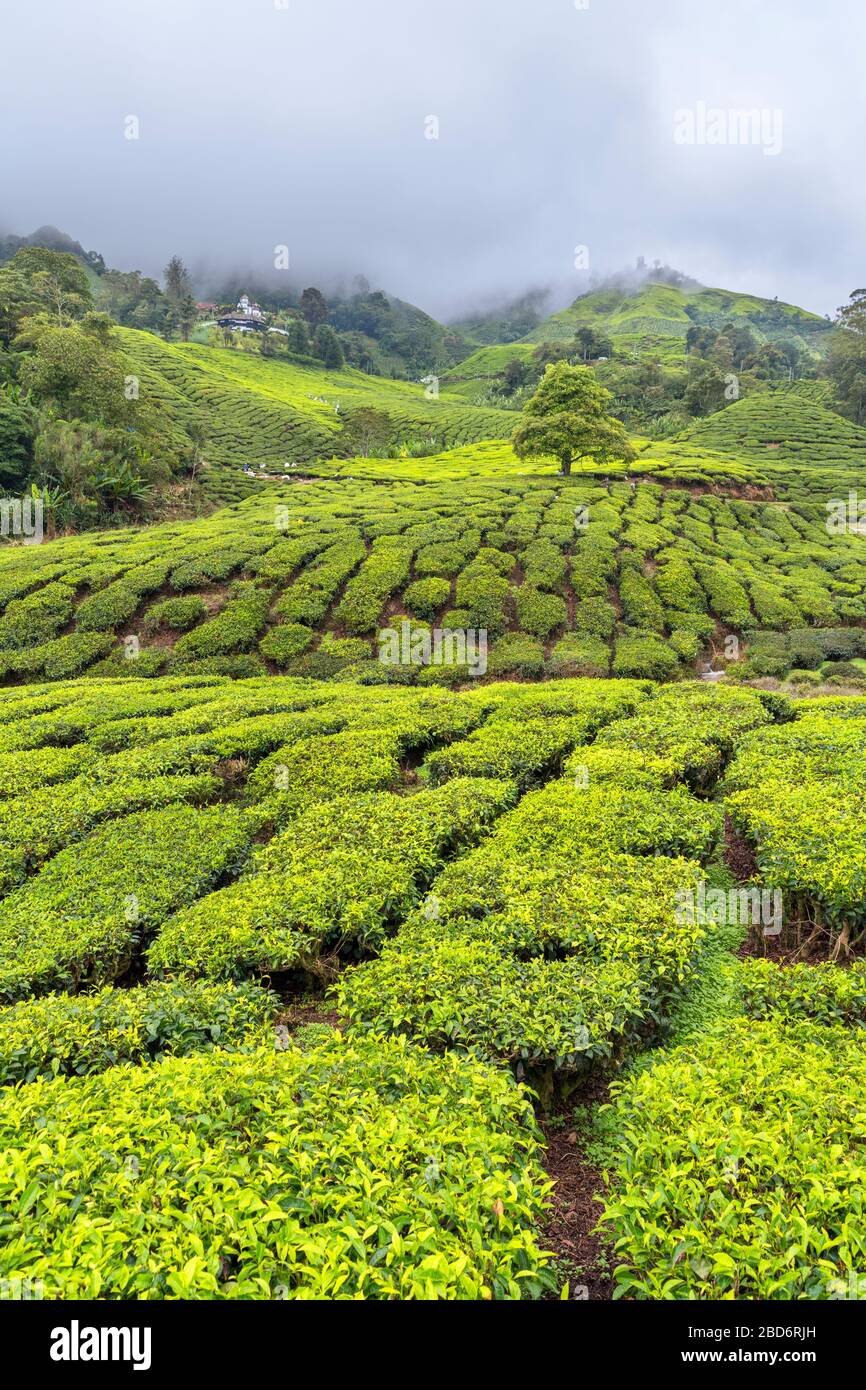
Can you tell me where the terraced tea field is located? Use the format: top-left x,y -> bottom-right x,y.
2,345 -> 866,1304
119,330 -> 517,503
0,470 -> 864,690
0,669 -> 863,1299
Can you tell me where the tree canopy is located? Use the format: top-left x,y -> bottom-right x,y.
511,361 -> 636,476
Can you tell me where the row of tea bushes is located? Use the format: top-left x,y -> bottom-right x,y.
600,1015 -> 866,1299
0,770 -> 222,897
723,700 -> 866,947
338,764 -> 722,1095
0,1032 -> 554,1299
603,937 -> 866,1299
594,682 -> 777,788
0,979 -> 276,1084
601,689 -> 866,1300
1,471 -> 866,686
0,804 -> 254,1001
149,778 -> 514,981
419,677 -> 648,788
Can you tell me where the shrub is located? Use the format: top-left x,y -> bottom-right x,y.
0,802 -> 253,1000
173,584 -> 270,657
697,562 -> 754,629
0,1034 -> 554,1298
258,623 -> 315,667
520,539 -> 566,591
273,585 -> 326,626
403,577 -> 452,619
143,596 -> 207,633
546,634 -> 610,677
0,743 -> 96,798
612,632 -> 680,681
740,957 -> 866,1027
824,661 -> 866,683
601,1019 -> 866,1299
334,539 -> 413,634
0,979 -> 275,1085
562,744 -> 677,789
748,578 -> 802,630
340,778 -> 716,1088
474,547 -> 514,576
167,654 -> 266,680
574,597 -> 616,639
486,633 -> 545,679
0,771 -> 222,898
667,628 -> 701,661
76,581 -> 141,632
725,747 -> 866,940
246,728 -> 405,820
0,582 -> 75,650
655,553 -> 707,613
422,716 -> 587,789
514,587 -> 566,640
619,568 -> 665,633
597,682 -> 771,786
0,631 -> 114,681
413,542 -> 470,577
454,565 -> 510,635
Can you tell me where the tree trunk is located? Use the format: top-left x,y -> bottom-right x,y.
560,451 -> 572,477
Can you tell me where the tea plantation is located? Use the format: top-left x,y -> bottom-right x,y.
0,466 -> 864,691
1,387 -> 866,1298
118,330 -> 518,504
0,661 -> 861,1298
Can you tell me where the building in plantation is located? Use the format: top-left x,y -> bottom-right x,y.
237,294 -> 264,319
217,293 -> 267,332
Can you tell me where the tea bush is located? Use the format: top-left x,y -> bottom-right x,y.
601,1018 -> 866,1299
0,1034 -> 554,1299
258,622 -> 315,666
740,957 -> 866,1027
173,583 -> 270,657
143,595 -> 208,632
0,803 -> 253,1000
0,979 -> 276,1084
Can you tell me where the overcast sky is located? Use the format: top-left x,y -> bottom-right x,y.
2,0 -> 862,320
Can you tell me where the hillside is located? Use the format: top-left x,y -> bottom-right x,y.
0,467 -> 864,691
448,288 -> 552,345
3,238 -> 866,1314
522,280 -> 832,362
118,329 -> 518,504
3,336 -> 866,1312
683,384 -> 866,463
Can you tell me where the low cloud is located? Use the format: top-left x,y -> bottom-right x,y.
0,0 -> 859,321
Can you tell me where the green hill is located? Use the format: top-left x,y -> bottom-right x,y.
118,330 -> 519,504
683,385 -> 866,462
448,289 -> 551,345
523,280 -> 831,363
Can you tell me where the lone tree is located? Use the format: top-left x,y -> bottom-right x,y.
512,362 -> 636,476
